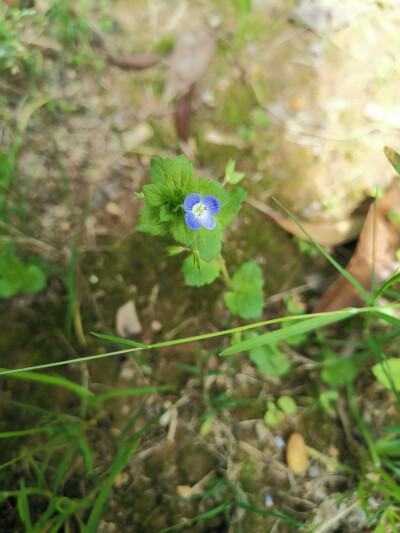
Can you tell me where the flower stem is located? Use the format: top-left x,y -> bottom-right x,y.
217,253 -> 232,289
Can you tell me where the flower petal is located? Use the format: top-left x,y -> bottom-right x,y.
202,195 -> 221,215
183,193 -> 202,213
185,211 -> 202,231
201,212 -> 216,230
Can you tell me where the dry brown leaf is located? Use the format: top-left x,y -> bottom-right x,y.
164,30 -> 216,103
107,53 -> 162,70
315,183 -> 400,312
286,432 -> 309,475
246,196 -> 365,247
175,86 -> 195,142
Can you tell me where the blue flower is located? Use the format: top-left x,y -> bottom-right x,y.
183,193 -> 221,231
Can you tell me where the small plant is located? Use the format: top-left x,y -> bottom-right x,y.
136,155 -> 272,374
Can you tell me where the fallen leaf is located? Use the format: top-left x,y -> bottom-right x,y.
175,86 -> 195,142
107,53 -> 162,70
314,183 -> 400,312
246,196 -> 365,247
286,432 -> 309,474
164,30 -> 216,102
289,0 -> 367,35
116,300 -> 142,337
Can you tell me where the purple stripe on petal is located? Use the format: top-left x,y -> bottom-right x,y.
202,195 -> 221,215
183,193 -> 202,213
185,211 -> 202,231
201,213 -> 216,230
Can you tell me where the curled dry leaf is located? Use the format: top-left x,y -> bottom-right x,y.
246,196 -> 365,247
107,53 -> 162,70
286,432 -> 309,475
164,30 -> 216,102
175,86 -> 195,142
315,183 -> 400,312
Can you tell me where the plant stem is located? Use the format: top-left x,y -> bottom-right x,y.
217,253 -> 232,289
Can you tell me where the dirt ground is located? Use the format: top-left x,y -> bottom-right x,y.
1,1 -> 399,531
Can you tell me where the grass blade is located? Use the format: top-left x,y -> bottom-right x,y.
220,310 -> 358,356
91,331 -> 149,349
272,197 -> 371,304
160,503 -> 227,532
0,368 -> 98,407
97,385 -> 173,402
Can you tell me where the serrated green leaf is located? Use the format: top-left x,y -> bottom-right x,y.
197,226 -> 224,262
170,217 -> 196,248
164,155 -> 197,194
372,358 -> 400,390
143,183 -> 165,207
218,187 -> 247,229
137,205 -> 167,235
149,157 -> 167,185
159,205 -> 175,222
231,261 -> 263,291
182,255 -> 221,286
224,261 -> 264,319
197,179 -> 230,205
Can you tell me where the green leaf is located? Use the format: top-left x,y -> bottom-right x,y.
21,265 -> 46,294
137,205 -> 167,235
220,311 -> 355,356
277,395 -> 296,415
384,146 -> 400,175
224,159 -> 245,185
217,187 -> 247,229
197,179 -> 230,205
372,358 -> 400,390
264,402 -> 283,428
249,339 -> 290,377
0,368 -> 98,407
182,255 -> 221,286
320,350 -> 358,387
163,155 -> 197,194
170,217 -> 196,248
91,332 -> 149,349
224,261 -> 264,319
17,479 -> 32,532
197,226 -> 224,262
149,157 -> 167,185
143,183 -> 165,207
0,255 -> 46,297
165,246 -> 187,256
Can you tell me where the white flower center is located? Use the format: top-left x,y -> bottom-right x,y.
192,202 -> 207,218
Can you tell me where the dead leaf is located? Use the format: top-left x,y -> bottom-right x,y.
175,85 -> 195,142
315,183 -> 400,312
164,30 -> 216,103
246,196 -> 365,247
107,53 -> 162,70
289,0 -> 367,35
286,432 -> 309,474
116,300 -> 142,337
